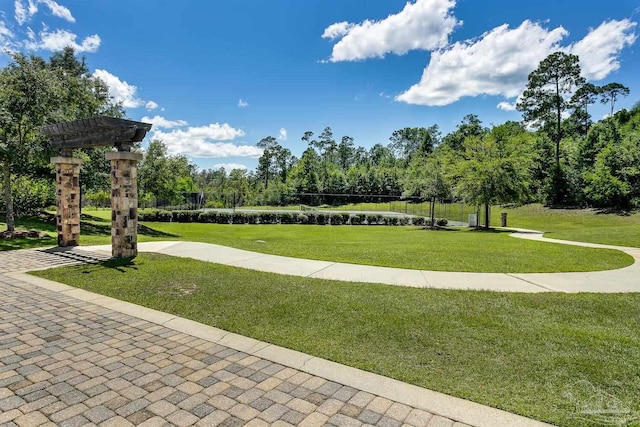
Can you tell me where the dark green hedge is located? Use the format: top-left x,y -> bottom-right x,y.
137,210 -> 446,226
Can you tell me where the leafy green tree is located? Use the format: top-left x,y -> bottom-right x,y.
337,136 -> 355,171
517,52 -> 585,167
0,48 -> 120,232
1,53 -> 60,232
441,115 -> 487,152
138,140 -> 195,205
389,126 -> 440,161
404,149 -> 451,226
599,83 -> 630,116
570,83 -> 600,135
256,136 -> 292,188
448,122 -> 534,227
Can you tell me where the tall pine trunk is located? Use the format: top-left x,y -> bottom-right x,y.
2,161 -> 15,232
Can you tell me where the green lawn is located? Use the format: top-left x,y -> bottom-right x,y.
131,222 -> 632,273
492,204 -> 640,247
3,212 -> 633,273
32,253 -> 640,427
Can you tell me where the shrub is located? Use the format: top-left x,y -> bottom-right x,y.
366,214 -> 382,225
232,212 -> 247,224
306,213 -> 317,225
412,217 -> 426,226
1,176 -> 55,215
246,213 -> 259,224
340,213 -> 350,225
297,214 -> 309,224
198,211 -> 218,223
329,214 -> 343,225
316,213 -> 328,225
141,209 -> 172,222
437,218 -> 448,227
350,214 -> 366,225
174,210 -> 199,223
216,212 -> 231,224
398,216 -> 410,226
259,212 -> 278,224
384,216 -> 399,226
279,212 -> 295,224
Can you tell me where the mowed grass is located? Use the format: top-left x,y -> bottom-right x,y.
32,253 -> 640,427
136,222 -> 631,273
4,211 -> 633,272
492,204 -> 640,247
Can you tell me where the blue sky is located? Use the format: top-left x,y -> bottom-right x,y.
1,0 -> 638,172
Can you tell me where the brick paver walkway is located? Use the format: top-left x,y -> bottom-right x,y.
0,248 -> 469,427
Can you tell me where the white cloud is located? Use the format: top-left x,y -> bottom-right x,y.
397,18 -> 637,106
40,0 -> 74,23
93,69 -> 144,108
15,1 -> 29,25
323,0 -> 459,61
497,101 -> 517,111
145,101 -> 158,111
278,128 -> 287,141
569,19 -> 637,80
322,21 -> 353,40
14,0 -> 74,25
213,163 -> 248,171
238,99 -> 249,108
0,21 -> 13,47
140,115 -> 187,129
27,29 -> 100,52
150,124 -> 260,159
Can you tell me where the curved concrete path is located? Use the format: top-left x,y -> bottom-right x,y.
76,229 -> 640,293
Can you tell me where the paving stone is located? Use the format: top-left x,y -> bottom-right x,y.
126,409 -> 155,424
84,405 -> 117,423
329,413 -> 364,427
386,402 -> 413,422
317,398 -> 345,416
58,415 -> 90,427
340,403 -> 363,418
13,411 -> 49,427
195,410 -> 230,426
258,403 -> 290,423
358,408 -> 383,424
405,408 -> 434,427
116,398 -> 150,417
0,394 -> 26,411
228,402 -> 260,421
166,408 -> 199,426
378,415 -> 403,427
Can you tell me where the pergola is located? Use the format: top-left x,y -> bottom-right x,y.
41,116 -> 152,258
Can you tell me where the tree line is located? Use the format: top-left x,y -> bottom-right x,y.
2,50 -> 639,232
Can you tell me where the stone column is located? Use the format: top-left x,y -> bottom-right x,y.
106,151 -> 143,258
51,157 -> 83,247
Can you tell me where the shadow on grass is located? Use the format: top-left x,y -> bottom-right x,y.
0,235 -> 55,251
80,213 -> 111,222
100,257 -> 139,273
80,221 -> 179,239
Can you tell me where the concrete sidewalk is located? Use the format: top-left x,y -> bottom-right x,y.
78,231 -> 640,293
0,247 -> 552,427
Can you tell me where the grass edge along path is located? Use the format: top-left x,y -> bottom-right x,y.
31,253 -> 640,427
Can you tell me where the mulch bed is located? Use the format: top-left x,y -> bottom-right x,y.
0,230 -> 50,239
